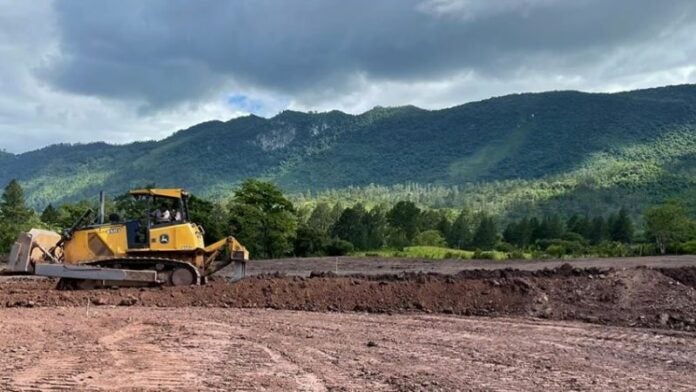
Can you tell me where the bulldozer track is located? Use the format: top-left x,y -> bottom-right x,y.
57,256 -> 202,289
83,255 -> 199,271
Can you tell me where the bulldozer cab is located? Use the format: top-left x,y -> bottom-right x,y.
127,188 -> 192,248
59,188 -> 205,262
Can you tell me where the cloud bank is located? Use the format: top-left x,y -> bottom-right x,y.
1,0 -> 696,152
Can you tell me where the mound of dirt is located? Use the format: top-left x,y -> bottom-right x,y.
658,267 -> 696,288
1,265 -> 696,330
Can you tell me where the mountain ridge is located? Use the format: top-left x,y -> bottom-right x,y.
9,84 -> 696,157
1,84 -> 695,214
4,84 -> 694,156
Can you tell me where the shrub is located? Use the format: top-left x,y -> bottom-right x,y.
562,232 -> 587,244
325,239 -> 354,256
634,243 -> 658,256
590,241 -> 656,257
679,240 -> 696,254
494,242 -> 514,252
473,250 -> 503,260
414,230 -> 446,247
545,244 -> 566,258
508,250 -> 526,259
539,239 -> 585,256
444,251 -> 466,260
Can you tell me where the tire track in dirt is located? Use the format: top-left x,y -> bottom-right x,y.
1,308 -> 696,391
256,344 -> 327,392
10,354 -> 85,391
85,322 -> 200,390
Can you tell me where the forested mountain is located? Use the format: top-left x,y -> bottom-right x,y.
1,84 -> 696,216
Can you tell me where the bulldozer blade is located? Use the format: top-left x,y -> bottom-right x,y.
34,263 -> 159,283
230,260 -> 246,282
8,229 -> 61,273
204,254 -> 246,281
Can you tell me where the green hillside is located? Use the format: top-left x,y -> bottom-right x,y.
1,85 -> 696,216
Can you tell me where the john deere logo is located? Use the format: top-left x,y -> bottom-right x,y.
159,234 -> 170,244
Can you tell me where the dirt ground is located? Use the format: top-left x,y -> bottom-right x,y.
1,256 -> 696,390
1,307 -> 695,391
2,262 -> 696,330
241,254 -> 696,277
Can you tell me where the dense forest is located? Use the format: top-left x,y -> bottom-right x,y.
1,85 -> 695,221
1,179 -> 694,260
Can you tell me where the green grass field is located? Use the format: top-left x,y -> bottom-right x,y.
355,246 -> 526,260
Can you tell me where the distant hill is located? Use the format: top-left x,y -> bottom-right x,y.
1,84 -> 696,216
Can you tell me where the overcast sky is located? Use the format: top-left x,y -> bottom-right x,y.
1,0 -> 696,153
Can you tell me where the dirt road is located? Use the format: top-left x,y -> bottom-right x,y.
1,307 -> 694,391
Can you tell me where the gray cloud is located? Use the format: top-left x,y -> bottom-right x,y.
46,0 -> 696,104
1,0 -> 696,152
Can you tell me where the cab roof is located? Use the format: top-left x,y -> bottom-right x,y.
129,188 -> 189,199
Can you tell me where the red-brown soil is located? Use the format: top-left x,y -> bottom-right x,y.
242,254 -> 696,276
2,264 -> 696,331
2,256 -> 696,390
1,308 -> 695,391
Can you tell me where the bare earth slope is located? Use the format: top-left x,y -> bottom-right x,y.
2,260 -> 696,330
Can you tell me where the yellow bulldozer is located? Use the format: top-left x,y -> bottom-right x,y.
6,188 -> 249,289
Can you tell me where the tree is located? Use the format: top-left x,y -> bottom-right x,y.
56,201 -> 93,229
294,224 -> 328,257
535,214 -> 564,240
528,217 -> 541,243
386,201 -> 421,241
228,179 -> 297,259
325,239 -> 354,256
503,217 -> 533,248
114,191 -> 149,221
0,180 -> 36,252
436,216 -> 452,241
363,206 -> 387,250
189,196 -> 228,244
307,202 -> 335,233
610,208 -> 634,243
40,204 -> 60,226
644,201 -> 692,254
420,210 -> 443,232
331,204 -> 368,250
588,216 -> 609,245
566,214 -> 591,239
447,209 -> 472,249
329,203 -> 344,226
386,227 -> 410,249
472,214 -> 497,249
0,179 -> 32,225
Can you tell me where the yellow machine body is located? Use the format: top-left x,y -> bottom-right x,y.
9,188 -> 249,287
62,222 -> 209,267
148,223 -> 205,252
63,224 -> 128,262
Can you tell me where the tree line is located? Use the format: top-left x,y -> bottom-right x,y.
1,178 -> 695,259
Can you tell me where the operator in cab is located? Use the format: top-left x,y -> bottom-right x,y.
154,205 -> 171,224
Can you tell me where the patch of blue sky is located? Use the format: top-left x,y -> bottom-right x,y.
227,94 -> 265,115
